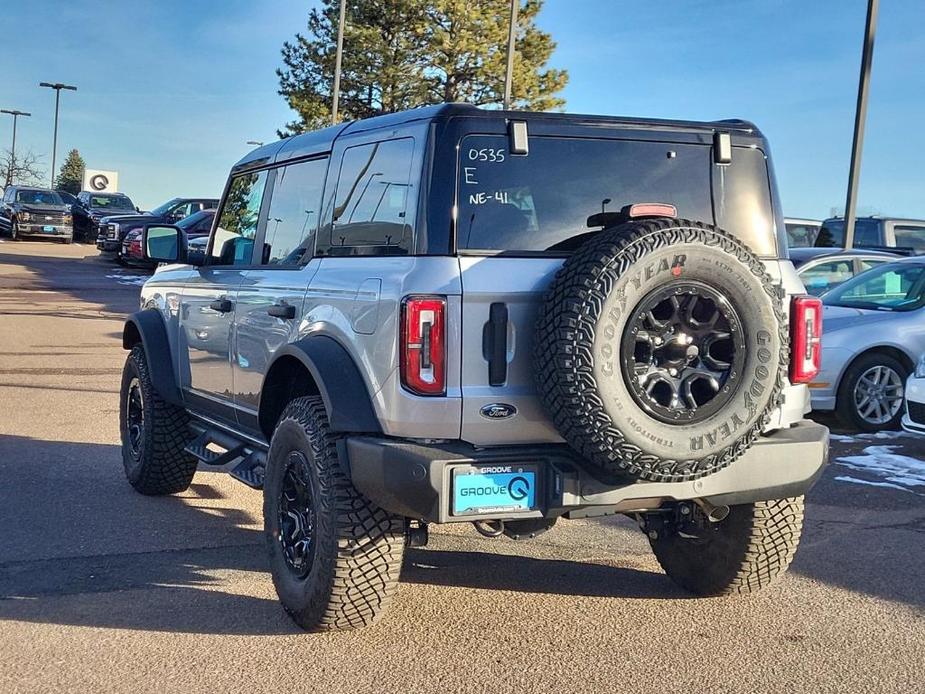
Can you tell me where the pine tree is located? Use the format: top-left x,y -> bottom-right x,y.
55,149 -> 85,194
278,0 -> 567,134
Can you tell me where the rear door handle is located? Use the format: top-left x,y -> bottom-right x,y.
267,303 -> 296,320
209,298 -> 233,313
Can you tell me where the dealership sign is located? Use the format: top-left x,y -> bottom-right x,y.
82,169 -> 119,193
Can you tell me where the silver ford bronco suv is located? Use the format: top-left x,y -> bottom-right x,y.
120,104 -> 828,632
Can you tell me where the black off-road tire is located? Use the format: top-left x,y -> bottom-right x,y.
264,396 -> 406,632
119,344 -> 197,495
650,496 -> 805,595
836,352 -> 908,432
535,218 -> 787,483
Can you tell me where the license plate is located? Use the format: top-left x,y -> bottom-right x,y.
452,465 -> 537,516
42,225 -> 56,232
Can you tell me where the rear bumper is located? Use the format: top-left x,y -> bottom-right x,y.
345,420 -> 830,523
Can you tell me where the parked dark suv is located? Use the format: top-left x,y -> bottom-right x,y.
0,186 -> 73,242
73,191 -> 137,242
96,196 -> 218,256
121,104 -> 828,632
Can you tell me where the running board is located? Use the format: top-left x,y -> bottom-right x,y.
184,425 -> 267,490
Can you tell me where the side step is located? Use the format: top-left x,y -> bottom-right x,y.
184,428 -> 267,490
184,431 -> 247,467
229,451 -> 266,490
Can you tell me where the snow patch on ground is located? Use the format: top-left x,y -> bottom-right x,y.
828,430 -> 913,445
835,445 -> 925,494
106,272 -> 149,287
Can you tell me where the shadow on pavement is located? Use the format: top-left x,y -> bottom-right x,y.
0,245 -> 148,318
0,435 -> 293,636
403,548 -> 686,599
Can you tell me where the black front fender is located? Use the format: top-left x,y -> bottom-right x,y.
122,309 -> 182,406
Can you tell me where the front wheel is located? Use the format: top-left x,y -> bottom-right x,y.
649,496 -> 804,595
836,352 -> 908,432
263,396 -> 406,632
119,344 -> 198,495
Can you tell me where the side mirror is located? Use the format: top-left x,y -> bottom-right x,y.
142,224 -> 187,264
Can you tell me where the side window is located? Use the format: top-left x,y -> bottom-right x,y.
330,138 -> 414,249
859,258 -> 889,271
800,260 -> 854,296
894,225 -> 925,254
211,170 -> 268,266
262,158 -> 327,266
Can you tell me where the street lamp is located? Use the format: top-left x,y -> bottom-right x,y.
39,82 -> 77,188
1,109 -> 31,187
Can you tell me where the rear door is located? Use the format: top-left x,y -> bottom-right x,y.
233,157 -> 328,434
456,133 -> 715,445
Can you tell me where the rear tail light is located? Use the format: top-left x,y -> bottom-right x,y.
790,295 -> 822,383
400,295 -> 446,396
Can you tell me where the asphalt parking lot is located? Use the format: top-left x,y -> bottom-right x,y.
0,240 -> 923,694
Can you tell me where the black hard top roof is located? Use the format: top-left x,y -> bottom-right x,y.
234,103 -> 763,172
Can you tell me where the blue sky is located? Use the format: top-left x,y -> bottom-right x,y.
1,0 -> 922,218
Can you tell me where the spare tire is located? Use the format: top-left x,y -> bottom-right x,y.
535,218 -> 787,483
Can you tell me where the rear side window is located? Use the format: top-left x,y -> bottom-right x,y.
329,138 -> 414,251
262,157 -> 328,265
212,170 -> 268,265
815,219 -> 881,248
456,135 -> 713,252
893,225 -> 925,254
713,147 -> 776,257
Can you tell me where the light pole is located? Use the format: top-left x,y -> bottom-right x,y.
503,0 -> 519,109
843,0 -> 878,250
1,109 -> 31,187
331,0 -> 346,124
39,82 -> 77,188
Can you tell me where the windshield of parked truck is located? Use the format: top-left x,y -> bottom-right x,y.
90,194 -> 135,210
16,189 -> 63,205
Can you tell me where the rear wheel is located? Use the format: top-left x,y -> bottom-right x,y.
649,496 -> 805,595
264,396 -> 405,631
836,352 -> 907,432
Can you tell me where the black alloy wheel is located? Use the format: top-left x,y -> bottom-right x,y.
621,282 -> 746,424
277,451 -> 317,579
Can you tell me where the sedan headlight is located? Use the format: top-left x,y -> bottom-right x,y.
20,212 -> 31,222
915,353 -> 925,379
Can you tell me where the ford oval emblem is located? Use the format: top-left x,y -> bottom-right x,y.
480,403 -> 517,420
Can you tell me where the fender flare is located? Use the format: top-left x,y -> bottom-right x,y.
262,335 -> 382,434
122,309 -> 183,406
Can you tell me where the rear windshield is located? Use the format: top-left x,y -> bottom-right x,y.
457,135 -> 714,252
16,189 -> 63,205
815,219 -> 881,248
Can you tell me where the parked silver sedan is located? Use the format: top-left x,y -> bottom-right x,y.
810,256 -> 925,431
